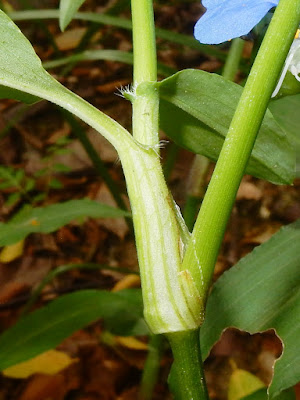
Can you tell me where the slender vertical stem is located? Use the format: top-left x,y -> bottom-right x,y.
139,335 -> 163,400
131,0 -> 159,146
222,38 -> 245,81
182,0 -> 300,301
131,0 -> 157,85
167,330 -> 209,400
183,39 -> 245,230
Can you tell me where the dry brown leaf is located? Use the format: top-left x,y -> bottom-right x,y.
18,370 -> 80,400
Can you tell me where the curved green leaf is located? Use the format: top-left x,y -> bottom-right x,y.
0,199 -> 130,246
159,69 -> 295,185
0,289 -> 147,370
59,0 -> 86,31
201,219 -> 300,397
0,10 -> 133,153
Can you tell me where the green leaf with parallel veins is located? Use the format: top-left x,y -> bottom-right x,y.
201,219 -> 300,398
59,0 -> 86,31
269,94 -> 300,177
159,69 -> 295,185
0,289 -> 147,370
0,199 -> 130,246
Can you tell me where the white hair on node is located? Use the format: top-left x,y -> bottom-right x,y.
116,84 -> 137,99
143,139 -> 169,157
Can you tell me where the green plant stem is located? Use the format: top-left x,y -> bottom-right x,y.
131,0 -> 159,146
139,334 -> 163,400
182,37 -> 245,230
167,330 -> 208,400
222,38 -> 245,81
131,0 -> 156,85
123,0 -> 204,335
181,0 -> 300,302
183,39 -> 245,231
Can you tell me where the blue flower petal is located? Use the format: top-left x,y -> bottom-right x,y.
195,0 -> 279,44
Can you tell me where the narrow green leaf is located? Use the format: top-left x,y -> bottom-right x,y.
0,199 -> 130,246
0,289 -> 147,370
269,94 -> 300,177
42,49 -> 175,77
201,220 -> 300,398
42,49 -> 135,69
159,70 -> 295,185
59,0 -> 86,31
8,10 -> 226,61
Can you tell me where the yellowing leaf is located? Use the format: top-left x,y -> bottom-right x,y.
0,240 -> 24,263
115,336 -> 148,350
112,274 -> 141,292
3,350 -> 77,378
228,368 -> 265,400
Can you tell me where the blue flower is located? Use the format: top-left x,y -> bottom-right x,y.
194,0 -> 279,44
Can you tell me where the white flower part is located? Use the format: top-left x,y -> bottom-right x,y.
272,35 -> 300,97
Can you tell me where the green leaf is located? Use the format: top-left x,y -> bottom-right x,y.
42,49 -> 175,77
273,71 -> 300,99
48,178 -> 63,189
0,289 -> 148,370
0,199 -> 130,246
241,389 -> 269,400
0,10 -> 132,153
159,69 -> 295,185
0,85 -> 40,103
241,388 -> 296,400
53,163 -> 71,173
5,192 -> 21,207
24,178 -> 35,192
269,94 -> 300,177
201,219 -> 300,398
59,0 -> 86,31
228,369 -> 265,400
8,9 -> 226,61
